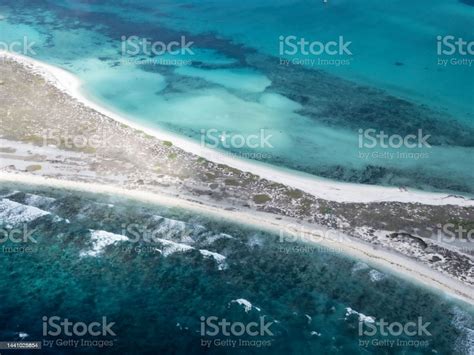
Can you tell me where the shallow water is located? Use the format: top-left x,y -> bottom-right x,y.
0,0 -> 473,194
0,183 -> 473,354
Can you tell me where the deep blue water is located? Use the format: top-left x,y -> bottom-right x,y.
1,0 -> 473,194
0,184 -> 473,354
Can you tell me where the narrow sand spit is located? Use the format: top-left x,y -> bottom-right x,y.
1,50 -> 473,207
1,171 -> 473,306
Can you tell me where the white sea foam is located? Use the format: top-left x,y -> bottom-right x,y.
345,307 -> 375,323
155,238 -> 194,256
230,298 -> 260,313
369,269 -> 386,282
80,230 -> 128,257
23,193 -> 56,207
154,239 -> 229,271
0,198 -> 50,225
199,249 -> 228,270
203,233 -> 234,245
351,261 -> 370,274
152,216 -> 193,242
247,234 -> 264,247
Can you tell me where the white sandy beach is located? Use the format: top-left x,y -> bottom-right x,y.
2,50 -> 474,307
1,50 -> 473,207
0,171 -> 473,306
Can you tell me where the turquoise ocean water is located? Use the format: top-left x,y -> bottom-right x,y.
1,2 -> 474,354
0,0 -> 473,194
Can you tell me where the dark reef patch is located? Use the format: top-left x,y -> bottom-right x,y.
460,0 -> 474,6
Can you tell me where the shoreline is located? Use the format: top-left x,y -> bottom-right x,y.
1,50 -> 474,306
1,171 -> 473,307
1,50 -> 473,207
